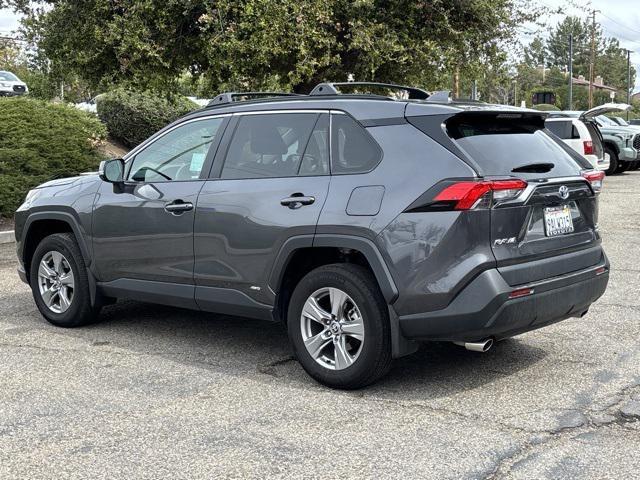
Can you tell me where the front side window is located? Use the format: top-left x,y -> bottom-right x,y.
128,117 -> 224,182
221,113 -> 321,179
331,114 -> 382,174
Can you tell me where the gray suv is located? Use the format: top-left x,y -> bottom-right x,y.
15,82 -> 610,389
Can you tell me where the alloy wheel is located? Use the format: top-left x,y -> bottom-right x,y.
37,251 -> 74,314
299,287 -> 365,370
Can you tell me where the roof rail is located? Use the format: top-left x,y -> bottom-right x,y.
310,82 -> 430,100
207,92 -> 302,106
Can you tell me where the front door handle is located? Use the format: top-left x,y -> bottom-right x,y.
164,200 -> 194,214
280,194 -> 315,209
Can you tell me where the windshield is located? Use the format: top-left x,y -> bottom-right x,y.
613,117 -> 629,126
0,71 -> 19,82
596,115 -> 617,126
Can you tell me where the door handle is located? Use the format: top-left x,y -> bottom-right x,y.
280,194 -> 315,209
164,200 -> 194,214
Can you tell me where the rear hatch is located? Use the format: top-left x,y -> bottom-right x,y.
408,108 -> 604,286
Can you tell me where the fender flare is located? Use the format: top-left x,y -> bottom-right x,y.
22,211 -> 98,306
268,234 -> 398,304
22,211 -> 92,266
268,234 -> 416,358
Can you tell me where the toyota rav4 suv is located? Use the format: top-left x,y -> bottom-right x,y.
15,83 -> 609,389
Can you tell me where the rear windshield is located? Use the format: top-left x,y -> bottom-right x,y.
545,120 -> 579,139
445,113 -> 592,175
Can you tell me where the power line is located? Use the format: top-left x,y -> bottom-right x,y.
599,12 -> 640,36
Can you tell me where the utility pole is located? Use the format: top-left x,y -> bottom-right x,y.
588,9 -> 599,109
627,49 -> 631,121
568,34 -> 573,110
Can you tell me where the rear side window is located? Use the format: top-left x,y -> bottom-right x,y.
445,113 -> 592,175
331,114 -> 382,174
221,113 -> 320,179
545,120 -> 579,140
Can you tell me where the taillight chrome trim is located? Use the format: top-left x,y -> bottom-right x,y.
494,175 -> 595,207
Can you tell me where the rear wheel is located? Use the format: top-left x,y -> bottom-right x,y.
287,264 -> 392,389
604,146 -> 618,175
29,233 -> 101,327
630,161 -> 640,171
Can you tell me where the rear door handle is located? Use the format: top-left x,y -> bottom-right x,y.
280,194 -> 315,209
164,200 -> 194,214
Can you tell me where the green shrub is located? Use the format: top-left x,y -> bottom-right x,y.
97,89 -> 197,148
0,97 -> 106,217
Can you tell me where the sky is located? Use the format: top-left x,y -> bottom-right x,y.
1,1 -> 640,93
520,0 -> 640,92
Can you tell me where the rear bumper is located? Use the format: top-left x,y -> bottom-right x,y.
398,256 -> 609,342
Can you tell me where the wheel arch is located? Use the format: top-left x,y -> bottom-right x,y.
20,212 -> 93,296
268,235 -> 417,359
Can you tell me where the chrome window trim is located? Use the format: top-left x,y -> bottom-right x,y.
123,114 -> 232,163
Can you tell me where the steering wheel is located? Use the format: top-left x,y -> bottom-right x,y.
133,166 -> 172,181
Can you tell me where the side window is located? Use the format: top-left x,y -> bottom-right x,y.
299,114 -> 330,176
128,117 -> 224,182
331,114 -> 382,174
221,113 -> 319,179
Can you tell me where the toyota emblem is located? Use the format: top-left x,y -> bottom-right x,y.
558,185 -> 569,200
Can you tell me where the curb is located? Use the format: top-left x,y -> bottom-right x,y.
0,230 -> 15,244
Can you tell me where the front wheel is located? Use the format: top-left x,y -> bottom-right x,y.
29,233 -> 101,327
287,264 -> 392,389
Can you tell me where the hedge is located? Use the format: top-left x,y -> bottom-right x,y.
0,97 -> 106,217
97,89 -> 198,148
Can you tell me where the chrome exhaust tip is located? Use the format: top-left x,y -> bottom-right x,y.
453,338 -> 494,353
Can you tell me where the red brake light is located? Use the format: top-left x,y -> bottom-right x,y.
434,179 -> 528,210
582,170 -> 605,193
583,140 -> 594,155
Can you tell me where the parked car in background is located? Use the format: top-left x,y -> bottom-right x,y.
548,104 -> 638,174
595,114 -> 640,171
73,94 -> 105,114
629,119 -> 640,126
608,116 -> 632,127
545,116 -> 608,172
0,70 -> 28,97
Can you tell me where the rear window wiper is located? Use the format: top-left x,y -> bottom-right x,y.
511,162 -> 554,173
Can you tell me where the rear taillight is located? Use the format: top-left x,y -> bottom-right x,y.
583,140 -> 594,156
582,170 -> 605,193
434,179 -> 528,210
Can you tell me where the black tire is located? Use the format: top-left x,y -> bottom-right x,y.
29,232 -> 101,327
287,263 -> 392,389
616,161 -> 628,173
630,161 -> 640,171
604,146 -> 618,175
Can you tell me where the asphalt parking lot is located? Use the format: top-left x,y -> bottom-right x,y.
1,173 -> 639,480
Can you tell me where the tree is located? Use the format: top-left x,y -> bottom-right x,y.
523,36 -> 545,67
7,0 -> 543,95
546,16 -> 591,77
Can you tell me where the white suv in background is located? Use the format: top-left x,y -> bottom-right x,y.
545,116 -> 609,172
0,71 -> 28,97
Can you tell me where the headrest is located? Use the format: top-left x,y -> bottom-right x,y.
250,124 -> 287,155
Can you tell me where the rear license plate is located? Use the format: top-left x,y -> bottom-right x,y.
544,205 -> 574,237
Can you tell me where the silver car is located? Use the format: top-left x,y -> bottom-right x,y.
0,70 -> 28,97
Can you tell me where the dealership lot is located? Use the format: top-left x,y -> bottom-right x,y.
1,174 -> 639,479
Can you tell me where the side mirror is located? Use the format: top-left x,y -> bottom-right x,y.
98,158 -> 124,184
